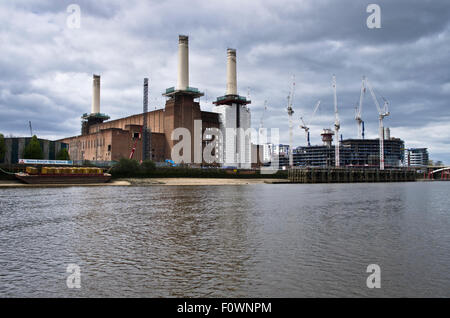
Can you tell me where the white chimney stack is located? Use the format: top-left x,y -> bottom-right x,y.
177,35 -> 189,91
91,74 -> 100,114
226,48 -> 237,95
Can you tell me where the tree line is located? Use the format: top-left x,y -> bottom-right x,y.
0,134 -> 70,161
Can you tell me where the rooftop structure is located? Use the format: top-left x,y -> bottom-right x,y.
81,75 -> 110,135
162,35 -> 204,99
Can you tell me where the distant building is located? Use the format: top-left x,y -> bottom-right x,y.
273,138 -> 405,168
261,143 -> 274,163
273,144 -> 290,157
405,148 -> 429,166
1,137 -> 67,165
340,138 -> 405,167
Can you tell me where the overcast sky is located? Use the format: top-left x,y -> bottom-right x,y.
1,0 -> 449,163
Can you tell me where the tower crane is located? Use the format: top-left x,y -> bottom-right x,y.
256,100 -> 269,163
287,77 -> 295,168
332,75 -> 340,167
258,100 -> 268,147
259,100 -> 268,131
300,100 -> 321,147
28,121 -> 33,137
355,76 -> 366,139
366,78 -> 390,170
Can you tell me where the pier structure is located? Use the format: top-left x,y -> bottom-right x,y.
288,167 -> 416,183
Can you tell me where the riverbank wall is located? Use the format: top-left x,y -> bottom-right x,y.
288,168 -> 417,183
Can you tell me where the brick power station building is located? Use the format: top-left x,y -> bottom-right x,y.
59,35 -> 251,166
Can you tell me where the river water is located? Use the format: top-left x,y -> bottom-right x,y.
1,182 -> 449,297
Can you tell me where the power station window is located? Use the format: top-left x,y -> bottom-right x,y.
133,132 -> 140,139
108,145 -> 111,151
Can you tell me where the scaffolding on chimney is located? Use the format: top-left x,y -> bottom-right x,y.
142,78 -> 152,161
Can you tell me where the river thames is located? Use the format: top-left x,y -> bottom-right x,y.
1,182 -> 449,297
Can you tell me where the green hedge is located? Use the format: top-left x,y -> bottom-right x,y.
0,133 -> 5,163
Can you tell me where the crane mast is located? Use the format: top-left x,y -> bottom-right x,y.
258,100 -> 268,146
300,117 -> 309,146
300,100 -> 320,147
355,76 -> 366,139
259,100 -> 268,131
366,78 -> 390,170
332,75 -> 340,167
28,121 -> 33,137
287,78 -> 295,168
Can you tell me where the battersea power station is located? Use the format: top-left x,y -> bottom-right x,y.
59,35 -> 252,167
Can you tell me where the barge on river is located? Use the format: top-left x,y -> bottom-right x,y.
15,166 -> 111,184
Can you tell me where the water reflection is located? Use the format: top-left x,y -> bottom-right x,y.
0,182 -> 449,297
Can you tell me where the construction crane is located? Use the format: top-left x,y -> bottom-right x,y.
355,76 -> 366,139
300,100 -> 321,146
332,75 -> 340,167
259,100 -> 268,131
287,77 -> 295,168
366,78 -> 390,170
28,121 -> 33,137
258,100 -> 268,146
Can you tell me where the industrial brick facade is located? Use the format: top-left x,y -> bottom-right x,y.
59,99 -> 219,164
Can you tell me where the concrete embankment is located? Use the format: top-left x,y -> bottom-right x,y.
122,178 -> 288,186
0,178 -> 289,187
0,180 -> 131,188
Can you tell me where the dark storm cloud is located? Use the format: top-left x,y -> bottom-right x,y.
0,0 -> 449,162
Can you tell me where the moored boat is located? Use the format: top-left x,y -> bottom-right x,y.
15,166 -> 111,184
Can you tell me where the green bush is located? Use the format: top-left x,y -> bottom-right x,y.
23,135 -> 43,159
0,134 -> 5,162
110,158 -> 141,177
141,160 -> 156,173
56,148 -> 70,160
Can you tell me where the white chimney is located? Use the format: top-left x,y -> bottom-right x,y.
226,48 -> 237,95
177,35 -> 189,91
91,74 -> 100,114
